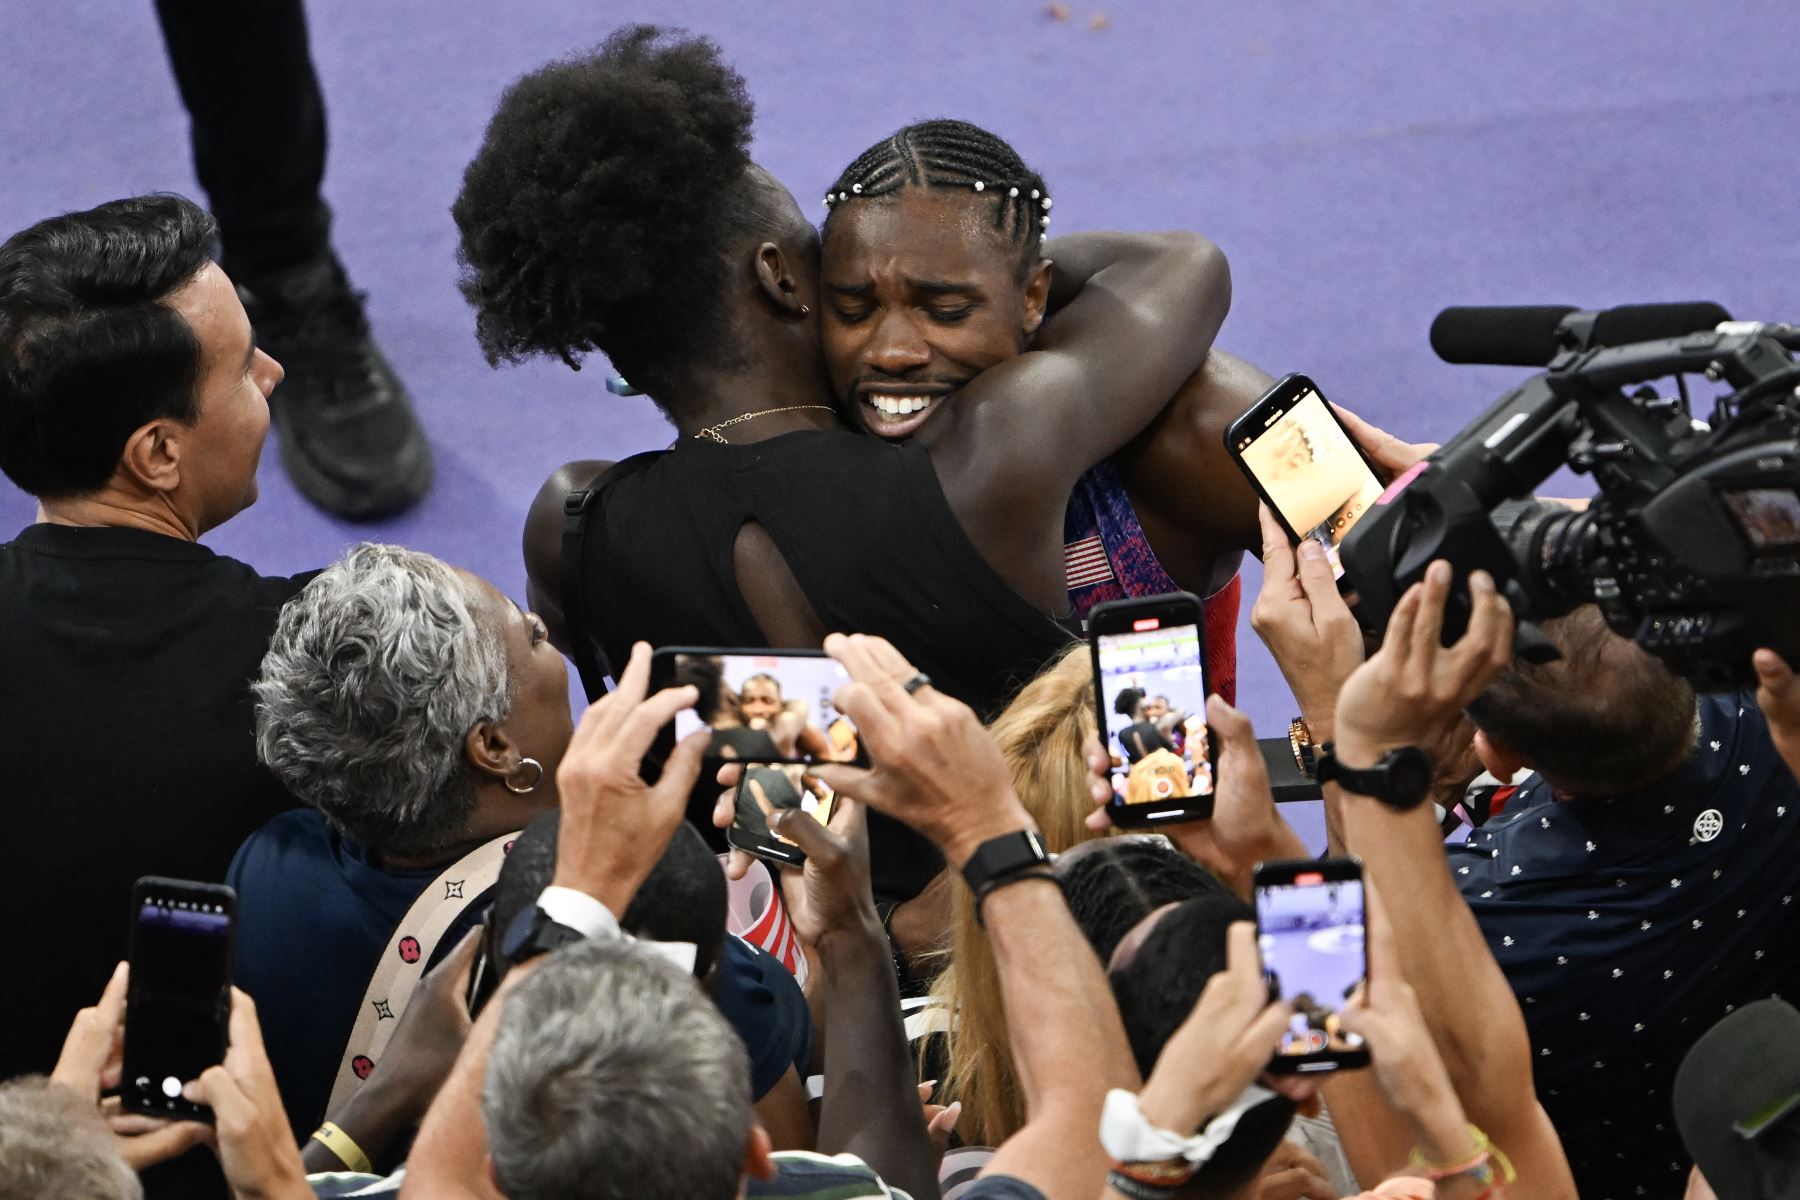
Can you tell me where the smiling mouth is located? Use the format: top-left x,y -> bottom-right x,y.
866,392 -> 936,417
858,388 -> 950,438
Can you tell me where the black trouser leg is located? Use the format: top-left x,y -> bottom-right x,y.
153,0 -> 332,280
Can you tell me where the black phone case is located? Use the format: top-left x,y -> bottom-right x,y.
121,876 -> 237,1122
1223,372 -> 1383,547
725,824 -> 807,869
1087,592 -> 1217,828
646,646 -> 869,770
1252,856 -> 1371,1075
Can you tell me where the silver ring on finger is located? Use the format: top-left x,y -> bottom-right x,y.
901,672 -> 933,696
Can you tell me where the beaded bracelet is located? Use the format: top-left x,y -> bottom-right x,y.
1110,1155 -> 1198,1188
1407,1124 -> 1516,1187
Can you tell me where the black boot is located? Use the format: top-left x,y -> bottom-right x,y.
239,254 -> 433,519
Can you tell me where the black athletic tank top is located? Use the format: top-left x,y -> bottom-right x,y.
569,428 -> 1078,900
581,429 -> 1075,717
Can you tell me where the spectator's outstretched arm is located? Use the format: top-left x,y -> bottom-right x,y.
1249,504 -> 1367,856
924,233 -> 1231,528
1086,693 -> 1309,899
1331,565 -> 1575,1200
815,633 -> 1138,1199
1338,889 -> 1507,1200
397,960 -> 524,1200
750,788 -> 942,1200
403,643 -> 707,1198
1249,407 -> 1436,856
1754,649 -> 1800,781
1083,696 -> 1415,1190
300,928 -> 481,1176
183,990 -> 315,1200
1101,922 -> 1293,1200
51,962 -> 214,1172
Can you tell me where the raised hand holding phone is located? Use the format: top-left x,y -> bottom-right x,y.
1253,857 -> 1371,1074
1336,887 -> 1480,1171
1226,375 -> 1385,581
120,876 -> 236,1123
1133,922 -> 1296,1135
809,632 -> 1034,870
1328,403 -> 1437,482
1250,504 -> 1366,746
1331,561 -> 1515,772
1088,592 -> 1216,827
52,961 -> 212,1171
765,795 -> 878,950
1087,693 -> 1308,899
182,990 -> 313,1200
551,641 -> 708,913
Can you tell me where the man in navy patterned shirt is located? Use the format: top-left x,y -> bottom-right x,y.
1457,606 -> 1800,1200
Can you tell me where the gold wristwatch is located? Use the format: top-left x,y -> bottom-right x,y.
1288,717 -> 1320,781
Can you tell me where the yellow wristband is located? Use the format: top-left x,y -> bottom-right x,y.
311,1121 -> 373,1174
1407,1124 -> 1516,1185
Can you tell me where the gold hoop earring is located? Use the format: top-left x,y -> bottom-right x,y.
504,757 -> 544,796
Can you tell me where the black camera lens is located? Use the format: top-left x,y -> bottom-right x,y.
1491,499 -> 1594,617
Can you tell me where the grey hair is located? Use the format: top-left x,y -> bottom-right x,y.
254,542 -> 511,859
483,938 -> 753,1200
0,1077 -> 142,1200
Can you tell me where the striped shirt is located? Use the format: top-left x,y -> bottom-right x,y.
310,1155 -> 1043,1199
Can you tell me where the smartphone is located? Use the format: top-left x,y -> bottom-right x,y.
1225,374 -> 1384,581
648,647 -> 868,768
1253,857 -> 1371,1074
726,767 -> 838,868
121,877 -> 236,1120
1088,592 -> 1215,827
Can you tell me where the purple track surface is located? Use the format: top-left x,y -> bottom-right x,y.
5,2 -> 1798,851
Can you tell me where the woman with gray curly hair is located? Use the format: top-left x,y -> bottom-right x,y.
225,542 -> 570,1148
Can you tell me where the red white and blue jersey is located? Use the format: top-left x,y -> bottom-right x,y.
1063,457 -> 1239,705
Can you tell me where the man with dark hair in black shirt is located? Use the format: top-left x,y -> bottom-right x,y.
0,195 -> 311,1195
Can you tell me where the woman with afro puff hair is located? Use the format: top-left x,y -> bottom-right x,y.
453,25 -> 1230,901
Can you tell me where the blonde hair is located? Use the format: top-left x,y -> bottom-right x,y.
1124,749 -> 1191,806
927,645 -> 1104,1145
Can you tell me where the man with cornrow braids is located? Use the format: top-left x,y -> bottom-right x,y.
462,27 -> 1229,902
819,118 -> 1267,706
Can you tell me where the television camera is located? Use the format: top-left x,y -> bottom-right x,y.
1340,301 -> 1800,689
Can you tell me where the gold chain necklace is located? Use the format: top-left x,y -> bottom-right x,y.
692,405 -> 835,444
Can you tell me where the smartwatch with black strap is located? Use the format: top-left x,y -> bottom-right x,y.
1314,744 -> 1434,811
500,903 -> 589,968
960,829 -> 1055,923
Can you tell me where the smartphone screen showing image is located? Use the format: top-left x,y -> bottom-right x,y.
663,650 -> 864,766
1254,859 -> 1370,1073
729,767 -> 838,866
122,879 -> 235,1119
1234,378 -> 1383,579
1089,595 -> 1214,826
